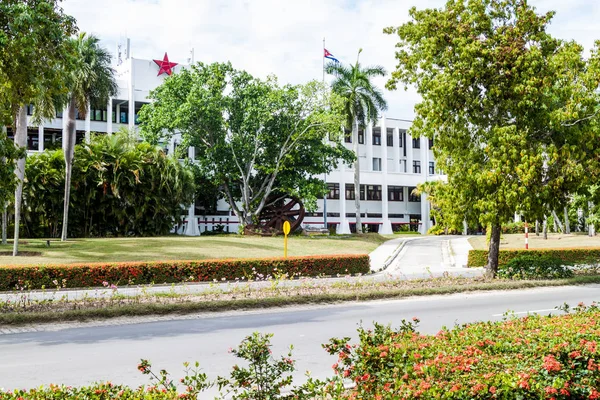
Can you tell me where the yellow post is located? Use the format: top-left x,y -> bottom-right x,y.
283,220 -> 291,258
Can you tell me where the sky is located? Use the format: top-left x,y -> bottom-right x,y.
61,0 -> 600,120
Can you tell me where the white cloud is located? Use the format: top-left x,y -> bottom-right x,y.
61,0 -> 600,120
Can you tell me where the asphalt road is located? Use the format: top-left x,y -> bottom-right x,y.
1,284 -> 599,393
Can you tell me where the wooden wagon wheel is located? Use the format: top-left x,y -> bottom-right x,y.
257,195 -> 305,234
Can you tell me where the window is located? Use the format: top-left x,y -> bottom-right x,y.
413,160 -> 421,174
120,110 -> 128,124
399,129 -> 405,147
386,128 -> 394,147
388,186 -> 404,201
366,185 -> 382,201
344,129 -> 352,143
408,187 -> 421,202
412,137 -> 420,149
372,128 -> 381,146
56,110 -> 63,118
358,129 -> 365,144
372,157 -> 381,171
327,183 -> 339,200
428,137 -> 434,149
429,161 -> 435,175
26,104 -> 34,116
91,109 -> 108,122
345,184 -> 365,201
400,159 -> 407,173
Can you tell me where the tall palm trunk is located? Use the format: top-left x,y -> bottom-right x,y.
352,117 -> 362,233
61,98 -> 77,241
1,205 -> 7,245
13,105 -> 27,256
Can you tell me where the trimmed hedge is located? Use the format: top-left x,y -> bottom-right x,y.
468,247 -> 600,267
0,254 -> 370,291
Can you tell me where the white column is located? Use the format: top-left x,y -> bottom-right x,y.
421,136 -> 428,179
128,58 -> 135,133
38,125 -> 44,152
420,193 -> 430,234
380,117 -> 392,234
366,122 -> 373,172
184,145 -> 200,236
337,163 -> 351,234
107,98 -> 113,135
393,127 -> 400,173
85,104 -> 91,143
406,131 -> 413,174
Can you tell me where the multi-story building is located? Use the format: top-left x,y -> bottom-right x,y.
6,46 -> 443,236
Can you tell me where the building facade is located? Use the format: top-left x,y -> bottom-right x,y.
8,48 -> 442,236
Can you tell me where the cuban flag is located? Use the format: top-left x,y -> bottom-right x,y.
324,49 -> 339,63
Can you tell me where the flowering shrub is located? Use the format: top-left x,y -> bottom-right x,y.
320,303 -> 600,399
468,247 -> 600,268
0,254 -> 370,290
498,255 -> 574,280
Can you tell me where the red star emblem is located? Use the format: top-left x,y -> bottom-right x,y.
153,53 -> 178,76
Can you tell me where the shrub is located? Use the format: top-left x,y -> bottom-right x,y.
320,304 -> 600,399
0,254 -> 370,290
17,132 -> 195,238
468,247 -> 600,268
498,255 -> 573,279
501,221 -> 525,234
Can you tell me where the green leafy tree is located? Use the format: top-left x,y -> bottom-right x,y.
0,0 -> 76,255
61,32 -> 118,241
385,0 -> 600,275
140,62 -> 354,229
325,50 -> 388,233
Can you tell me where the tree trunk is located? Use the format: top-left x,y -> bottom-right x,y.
543,217 -> 548,240
588,202 -> 595,237
485,224 -> 501,278
552,210 -> 564,234
564,206 -> 570,234
535,220 -> 539,236
1,204 -> 7,245
12,105 -> 27,256
352,117 -> 362,233
61,98 -> 77,241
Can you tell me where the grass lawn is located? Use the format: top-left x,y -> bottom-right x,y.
0,233 -> 388,266
469,232 -> 600,250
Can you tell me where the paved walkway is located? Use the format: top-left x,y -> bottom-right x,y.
0,235 -> 483,302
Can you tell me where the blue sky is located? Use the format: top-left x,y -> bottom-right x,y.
62,0 -> 600,119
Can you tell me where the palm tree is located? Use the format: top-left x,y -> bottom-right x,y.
61,33 -> 117,241
326,49 -> 387,233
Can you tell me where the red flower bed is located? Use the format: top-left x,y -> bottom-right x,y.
322,304 -> 600,399
0,254 -> 370,290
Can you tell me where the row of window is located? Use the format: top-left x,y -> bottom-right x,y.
25,104 -> 144,125
371,158 -> 435,174
327,184 -> 421,202
344,128 -> 434,149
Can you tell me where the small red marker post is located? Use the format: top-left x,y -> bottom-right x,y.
525,222 -> 529,250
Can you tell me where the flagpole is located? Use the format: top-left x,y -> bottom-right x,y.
322,37 -> 327,231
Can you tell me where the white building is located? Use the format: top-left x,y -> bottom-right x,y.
9,46 -> 442,236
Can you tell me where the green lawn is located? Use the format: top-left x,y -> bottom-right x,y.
469,232 -> 600,250
0,234 -> 388,266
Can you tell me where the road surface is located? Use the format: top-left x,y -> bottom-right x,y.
1,284 -> 599,392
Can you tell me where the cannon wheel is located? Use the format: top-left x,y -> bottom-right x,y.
248,195 -> 305,235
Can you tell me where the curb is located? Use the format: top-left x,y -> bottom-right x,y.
372,240 -> 408,274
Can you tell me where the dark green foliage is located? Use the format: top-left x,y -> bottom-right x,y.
468,248 -> 600,268
498,255 -> 573,280
18,132 -> 195,237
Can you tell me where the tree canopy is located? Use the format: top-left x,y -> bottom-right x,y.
386,0 -> 600,275
140,62 -> 354,227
